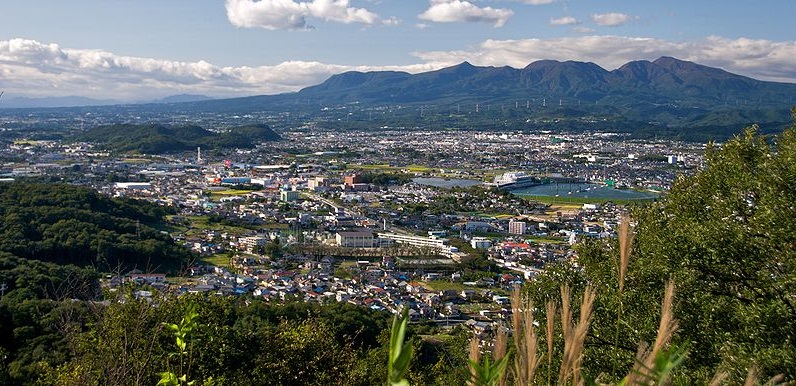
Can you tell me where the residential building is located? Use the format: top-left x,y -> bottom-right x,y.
508,220 -> 526,235
280,189 -> 300,202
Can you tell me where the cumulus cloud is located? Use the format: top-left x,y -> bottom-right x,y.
418,0 -> 514,28
225,0 -> 390,30
550,16 -> 578,26
592,12 -> 633,27
0,38 -> 444,101
2,36 -> 796,102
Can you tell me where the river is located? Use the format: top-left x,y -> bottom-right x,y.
411,177 -> 483,189
512,182 -> 660,200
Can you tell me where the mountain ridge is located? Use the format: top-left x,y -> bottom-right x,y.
3,57 -> 794,138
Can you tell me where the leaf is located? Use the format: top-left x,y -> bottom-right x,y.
157,372 -> 179,386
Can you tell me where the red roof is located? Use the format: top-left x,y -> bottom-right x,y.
500,242 -> 531,249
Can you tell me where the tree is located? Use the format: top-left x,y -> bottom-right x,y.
631,124 -> 796,381
525,121 -> 796,383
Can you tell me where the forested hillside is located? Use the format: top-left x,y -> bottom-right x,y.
72,123 -> 280,153
0,183 -> 192,272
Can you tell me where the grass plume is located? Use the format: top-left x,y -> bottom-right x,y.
627,281 -> 678,385
469,334 -> 481,385
558,285 -> 596,385
494,326 -> 509,386
545,300 -> 556,386
618,213 -> 634,294
511,288 -> 541,386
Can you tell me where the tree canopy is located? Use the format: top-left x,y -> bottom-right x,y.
525,118 -> 796,382
0,182 -> 193,272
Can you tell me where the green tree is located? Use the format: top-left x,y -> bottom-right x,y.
526,122 -> 796,383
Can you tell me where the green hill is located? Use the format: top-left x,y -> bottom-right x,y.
0,182 -> 193,272
72,123 -> 280,153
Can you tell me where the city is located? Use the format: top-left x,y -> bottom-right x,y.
0,119 -> 704,327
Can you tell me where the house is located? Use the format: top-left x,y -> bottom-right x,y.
128,273 -> 167,285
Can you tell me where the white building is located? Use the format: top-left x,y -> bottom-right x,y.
508,220 -> 526,235
239,236 -> 268,252
471,237 -> 492,249
377,233 -> 449,249
115,182 -> 152,190
336,230 -> 376,248
280,189 -> 300,202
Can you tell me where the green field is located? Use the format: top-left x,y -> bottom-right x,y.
356,164 -> 394,171
521,195 -> 655,205
421,280 -> 476,292
210,189 -> 254,196
120,158 -> 151,164
200,254 -> 232,268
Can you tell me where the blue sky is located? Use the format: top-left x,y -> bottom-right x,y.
0,0 -> 794,101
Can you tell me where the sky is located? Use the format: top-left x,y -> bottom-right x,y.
0,0 -> 795,102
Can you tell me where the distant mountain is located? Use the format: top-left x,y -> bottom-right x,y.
0,95 -> 121,108
5,57 -> 794,139
175,57 -> 795,136
149,94 -> 214,104
72,123 -> 280,153
290,56 -> 796,108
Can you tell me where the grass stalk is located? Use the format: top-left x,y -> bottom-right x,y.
558,285 -> 596,385
614,213 -> 634,375
494,326 -> 509,386
469,334 -> 481,386
545,301 -> 556,386
627,281 -> 677,385
511,288 -> 541,386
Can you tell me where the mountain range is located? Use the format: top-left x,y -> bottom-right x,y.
176,57 -> 795,136
3,57 -> 794,138
297,56 -> 795,108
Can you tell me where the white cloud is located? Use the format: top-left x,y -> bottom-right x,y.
225,0 -> 390,30
2,36 -> 796,102
0,38 -> 443,101
418,0 -> 514,28
592,12 -> 633,27
550,16 -> 578,26
573,26 -> 595,33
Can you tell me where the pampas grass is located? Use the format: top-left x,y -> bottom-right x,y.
494,326 -> 509,386
618,213 -> 634,294
558,285 -> 596,386
511,288 -> 541,386
626,281 -> 677,385
546,300 -> 556,386
469,335 -> 481,385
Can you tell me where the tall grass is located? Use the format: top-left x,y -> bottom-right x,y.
625,281 -> 678,385
546,301 -> 557,386
614,213 -> 634,373
511,289 -> 541,386
558,285 -> 596,386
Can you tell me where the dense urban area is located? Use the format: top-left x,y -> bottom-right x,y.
0,107 -> 705,319
0,105 -> 792,385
